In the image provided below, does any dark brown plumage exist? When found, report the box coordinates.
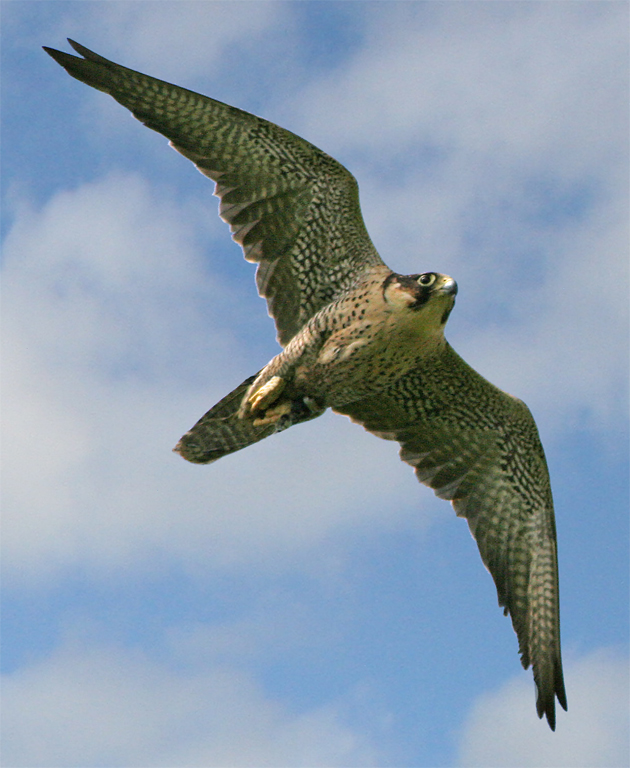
[44,39,567,729]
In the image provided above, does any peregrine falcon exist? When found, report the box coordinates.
[44,40,567,730]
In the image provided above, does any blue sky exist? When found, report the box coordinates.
[1,3,628,766]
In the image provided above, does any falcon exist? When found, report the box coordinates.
[44,40,567,729]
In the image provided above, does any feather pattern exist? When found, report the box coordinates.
[334,343,567,728]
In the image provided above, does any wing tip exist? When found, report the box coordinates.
[535,663,568,731]
[43,39,115,91]
[42,44,71,66]
[536,692,557,731]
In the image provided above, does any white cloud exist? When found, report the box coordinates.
[46,1,285,82]
[1,635,378,767]
[456,195,629,431]
[106,1,284,79]
[457,647,630,768]
[296,3,626,167]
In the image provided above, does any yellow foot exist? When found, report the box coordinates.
[252,400,292,427]
[248,375,285,413]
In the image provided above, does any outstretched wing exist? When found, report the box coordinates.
[44,40,385,346]
[334,343,567,730]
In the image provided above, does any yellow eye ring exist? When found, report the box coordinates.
[417,273,436,287]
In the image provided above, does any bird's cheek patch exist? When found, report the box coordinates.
[385,283,416,310]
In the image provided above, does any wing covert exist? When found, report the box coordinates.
[334,343,567,729]
[43,40,385,345]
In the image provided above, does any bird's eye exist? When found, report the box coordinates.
[417,273,436,287]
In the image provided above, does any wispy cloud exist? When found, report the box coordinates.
[458,648,629,768]
[2,632,379,767]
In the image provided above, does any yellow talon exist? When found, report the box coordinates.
[248,375,285,413]
[252,401,292,427]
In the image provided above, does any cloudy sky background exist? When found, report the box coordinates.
[2,2,628,766]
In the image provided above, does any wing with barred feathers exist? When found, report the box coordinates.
[334,343,567,729]
[43,40,385,346]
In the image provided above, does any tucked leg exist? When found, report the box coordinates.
[247,375,286,413]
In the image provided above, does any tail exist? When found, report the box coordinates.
[174,374,323,464]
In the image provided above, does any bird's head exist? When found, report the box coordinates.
[383,271,458,327]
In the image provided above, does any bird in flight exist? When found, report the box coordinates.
[44,39,567,730]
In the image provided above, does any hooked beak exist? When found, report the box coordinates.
[438,276,458,296]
